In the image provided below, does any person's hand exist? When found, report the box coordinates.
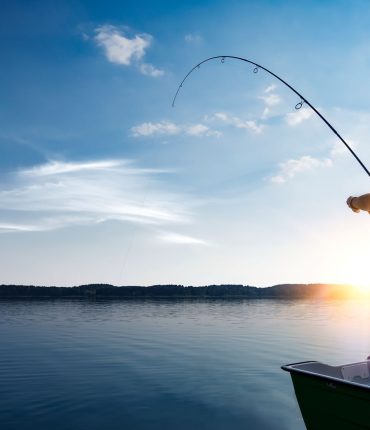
[347,196,360,213]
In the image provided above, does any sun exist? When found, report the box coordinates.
[339,253,370,293]
[318,220,370,293]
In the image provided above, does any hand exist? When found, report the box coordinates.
[347,196,360,213]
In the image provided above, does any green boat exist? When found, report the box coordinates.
[282,360,370,429]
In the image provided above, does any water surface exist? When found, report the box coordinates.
[1,298,370,430]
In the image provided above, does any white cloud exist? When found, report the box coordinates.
[213,112,228,122]
[258,85,282,119]
[0,159,190,233]
[94,25,163,77]
[185,124,221,137]
[209,112,264,134]
[259,93,281,107]
[261,107,270,120]
[0,223,44,232]
[270,134,356,185]
[131,121,221,138]
[139,63,164,77]
[331,142,347,157]
[131,121,180,137]
[206,84,281,129]
[330,139,356,157]
[184,33,203,43]
[159,232,209,245]
[285,107,313,126]
[186,124,209,136]
[271,155,332,183]
[95,25,150,65]
[240,120,264,134]
[22,160,126,176]
[264,84,276,94]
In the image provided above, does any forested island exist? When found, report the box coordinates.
[0,283,365,299]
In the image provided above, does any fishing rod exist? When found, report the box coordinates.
[172,55,370,178]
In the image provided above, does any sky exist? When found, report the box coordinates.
[1,0,370,287]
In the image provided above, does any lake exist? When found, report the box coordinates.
[1,298,370,430]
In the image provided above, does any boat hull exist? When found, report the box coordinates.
[286,366,370,429]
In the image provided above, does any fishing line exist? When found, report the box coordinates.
[172,55,370,178]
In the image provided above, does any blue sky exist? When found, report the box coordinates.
[1,0,370,287]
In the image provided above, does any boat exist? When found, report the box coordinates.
[282,360,370,429]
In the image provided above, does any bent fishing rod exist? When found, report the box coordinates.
[172,55,370,178]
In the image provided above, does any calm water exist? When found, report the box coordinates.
[1,298,370,430]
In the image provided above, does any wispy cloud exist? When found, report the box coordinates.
[139,63,164,77]
[159,232,209,245]
[330,139,356,157]
[285,107,313,126]
[186,124,221,137]
[0,159,190,233]
[241,120,264,134]
[131,121,180,137]
[22,160,126,176]
[259,84,282,119]
[207,112,264,134]
[270,155,332,183]
[264,84,276,94]
[259,92,281,107]
[93,25,163,77]
[0,223,45,233]
[205,84,282,129]
[184,33,203,44]
[131,121,221,138]
[270,135,354,184]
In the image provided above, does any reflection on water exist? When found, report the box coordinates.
[1,299,370,430]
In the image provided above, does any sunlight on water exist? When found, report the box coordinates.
[1,299,370,430]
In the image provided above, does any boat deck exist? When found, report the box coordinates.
[283,359,370,429]
[283,360,370,389]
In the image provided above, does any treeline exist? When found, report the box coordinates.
[0,283,359,299]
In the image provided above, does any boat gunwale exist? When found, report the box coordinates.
[282,361,370,392]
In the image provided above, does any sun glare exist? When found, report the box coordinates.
[319,224,370,295]
[339,262,370,296]
[342,270,370,298]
